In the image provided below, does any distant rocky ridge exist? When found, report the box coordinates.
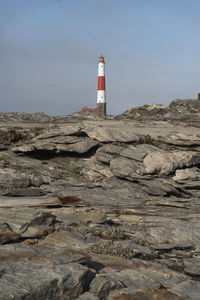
[0,98,198,124]
[0,99,200,299]
[116,98,199,123]
[0,110,112,124]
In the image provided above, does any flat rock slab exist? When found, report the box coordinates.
[0,242,93,299]
[0,208,55,239]
[12,137,99,154]
[0,196,62,207]
[83,120,200,146]
[150,243,193,251]
[0,243,90,266]
[84,124,141,143]
[184,258,200,276]
[0,262,94,300]
[169,280,200,300]
[110,156,145,180]
[38,230,95,250]
[120,144,162,162]
[33,124,83,139]
[109,288,184,300]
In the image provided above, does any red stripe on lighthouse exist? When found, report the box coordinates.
[98,76,105,90]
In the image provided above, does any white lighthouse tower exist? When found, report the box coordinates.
[97,55,106,116]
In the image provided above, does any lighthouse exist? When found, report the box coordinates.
[97,55,106,116]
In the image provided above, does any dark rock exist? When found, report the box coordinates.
[184,258,200,276]
[0,231,20,244]
[0,243,90,266]
[38,230,94,250]
[110,157,145,180]
[89,275,125,298]
[109,288,184,300]
[169,280,200,300]
[0,262,94,300]
[96,151,114,164]
[120,144,162,162]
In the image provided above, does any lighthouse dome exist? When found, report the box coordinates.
[99,55,104,62]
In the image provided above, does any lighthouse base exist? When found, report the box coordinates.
[97,103,106,116]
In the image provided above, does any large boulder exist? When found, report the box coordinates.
[143,151,200,176]
[173,167,200,181]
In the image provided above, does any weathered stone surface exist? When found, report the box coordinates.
[184,258,200,276]
[12,137,98,154]
[0,262,94,300]
[89,275,125,298]
[146,219,200,245]
[110,156,145,180]
[0,231,20,244]
[109,288,184,300]
[0,209,55,237]
[96,144,124,164]
[2,104,200,298]
[81,160,113,182]
[0,168,31,189]
[116,263,186,289]
[120,144,162,162]
[173,167,200,181]
[142,179,191,197]
[96,151,115,164]
[55,138,99,154]
[144,151,200,175]
[39,230,94,250]
[84,124,141,142]
[33,124,82,139]
[0,243,90,266]
[169,280,200,300]
[98,144,124,155]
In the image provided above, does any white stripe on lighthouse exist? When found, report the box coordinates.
[97,90,106,103]
[98,62,105,76]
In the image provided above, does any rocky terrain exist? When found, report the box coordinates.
[0,99,200,299]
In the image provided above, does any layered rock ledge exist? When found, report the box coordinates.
[0,100,200,299]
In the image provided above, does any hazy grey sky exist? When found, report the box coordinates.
[1,0,200,115]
